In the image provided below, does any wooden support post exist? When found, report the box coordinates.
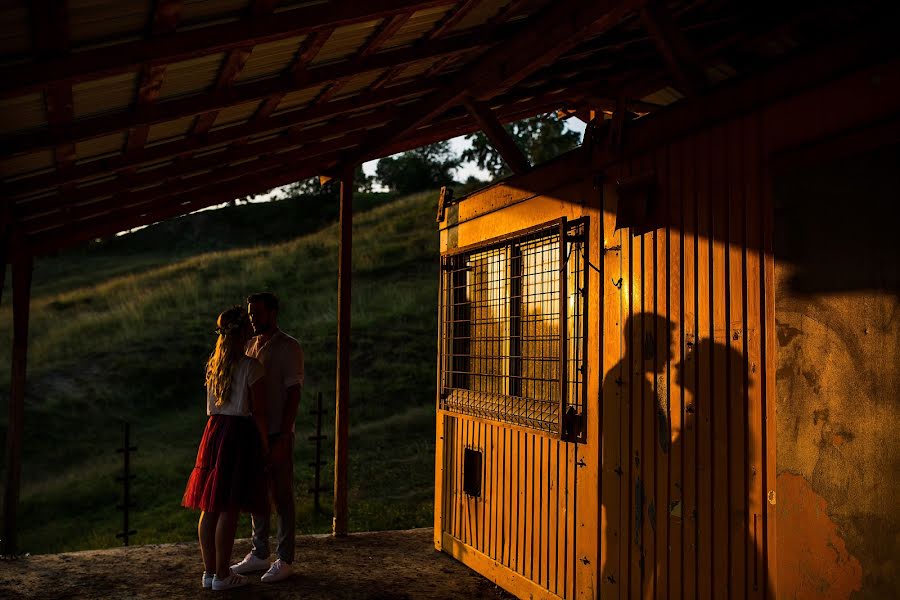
[332,166,353,537]
[462,97,530,175]
[2,243,33,556]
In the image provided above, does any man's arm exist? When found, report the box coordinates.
[271,343,303,462]
[279,384,301,435]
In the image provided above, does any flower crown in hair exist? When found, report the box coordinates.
[215,322,242,336]
[215,309,246,336]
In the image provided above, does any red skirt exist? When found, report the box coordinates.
[182,414,268,513]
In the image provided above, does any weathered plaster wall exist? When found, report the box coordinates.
[774,146,900,599]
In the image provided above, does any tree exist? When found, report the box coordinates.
[256,165,372,202]
[375,141,461,195]
[462,112,581,179]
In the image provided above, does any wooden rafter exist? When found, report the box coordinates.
[640,0,708,95]
[426,0,483,40]
[125,1,184,156]
[463,97,530,174]
[27,93,568,254]
[0,0,451,98]
[23,84,583,237]
[305,12,413,112]
[251,27,336,124]
[5,80,433,198]
[18,78,583,222]
[360,13,412,58]
[8,42,655,203]
[1,26,508,157]
[17,107,405,216]
[34,91,573,252]
[344,0,644,166]
[190,0,281,137]
[31,1,74,174]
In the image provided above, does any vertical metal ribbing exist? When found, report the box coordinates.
[558,218,568,440]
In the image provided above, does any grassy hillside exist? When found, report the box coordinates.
[0,190,439,554]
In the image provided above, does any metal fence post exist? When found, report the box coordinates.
[116,421,137,546]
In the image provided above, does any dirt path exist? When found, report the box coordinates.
[0,528,515,599]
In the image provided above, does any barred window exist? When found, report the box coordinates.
[438,218,587,441]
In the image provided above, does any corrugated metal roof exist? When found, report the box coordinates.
[146,116,196,144]
[0,1,30,60]
[69,0,152,46]
[641,86,684,106]
[192,142,231,158]
[447,0,509,33]
[209,99,261,130]
[311,19,380,65]
[179,0,249,28]
[271,84,327,115]
[0,149,54,179]
[75,132,125,161]
[236,35,306,83]
[158,53,225,100]
[335,69,387,98]
[0,92,46,134]
[393,56,442,81]
[73,71,138,118]
[380,5,454,50]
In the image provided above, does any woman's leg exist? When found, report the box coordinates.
[215,509,240,578]
[199,511,218,574]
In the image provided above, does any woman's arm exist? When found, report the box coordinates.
[249,376,269,457]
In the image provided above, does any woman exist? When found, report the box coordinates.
[182,306,269,591]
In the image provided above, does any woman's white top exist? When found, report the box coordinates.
[206,355,265,416]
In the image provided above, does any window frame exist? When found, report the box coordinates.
[438,217,588,442]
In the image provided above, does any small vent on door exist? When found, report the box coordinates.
[463,448,483,498]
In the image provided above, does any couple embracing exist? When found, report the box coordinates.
[181,292,304,591]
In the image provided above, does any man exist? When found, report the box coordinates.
[231,292,304,583]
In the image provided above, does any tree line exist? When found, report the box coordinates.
[273,112,581,200]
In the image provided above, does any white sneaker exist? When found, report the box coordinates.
[260,559,293,583]
[202,572,213,589]
[230,552,270,574]
[212,572,249,591]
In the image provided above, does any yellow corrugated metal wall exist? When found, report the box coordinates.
[598,113,772,600]
[441,415,581,599]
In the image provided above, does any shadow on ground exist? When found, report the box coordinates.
[0,528,514,599]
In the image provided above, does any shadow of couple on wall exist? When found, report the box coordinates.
[599,312,772,598]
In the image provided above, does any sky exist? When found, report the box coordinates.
[361,118,586,188]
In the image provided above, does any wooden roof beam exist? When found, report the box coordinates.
[0,26,505,157]
[16,106,406,215]
[23,85,581,233]
[191,0,281,136]
[125,1,185,156]
[344,0,644,167]
[4,80,433,197]
[359,13,412,59]
[426,0,483,41]
[639,0,708,96]
[27,93,564,252]
[29,91,578,254]
[0,0,451,98]
[252,26,335,124]
[462,97,530,174]
[300,12,413,115]
[30,161,318,255]
[31,1,75,174]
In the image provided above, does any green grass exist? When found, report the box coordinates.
[0,190,439,554]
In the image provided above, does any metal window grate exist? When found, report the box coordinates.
[438,218,588,441]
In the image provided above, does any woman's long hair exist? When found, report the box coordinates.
[206,306,250,407]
